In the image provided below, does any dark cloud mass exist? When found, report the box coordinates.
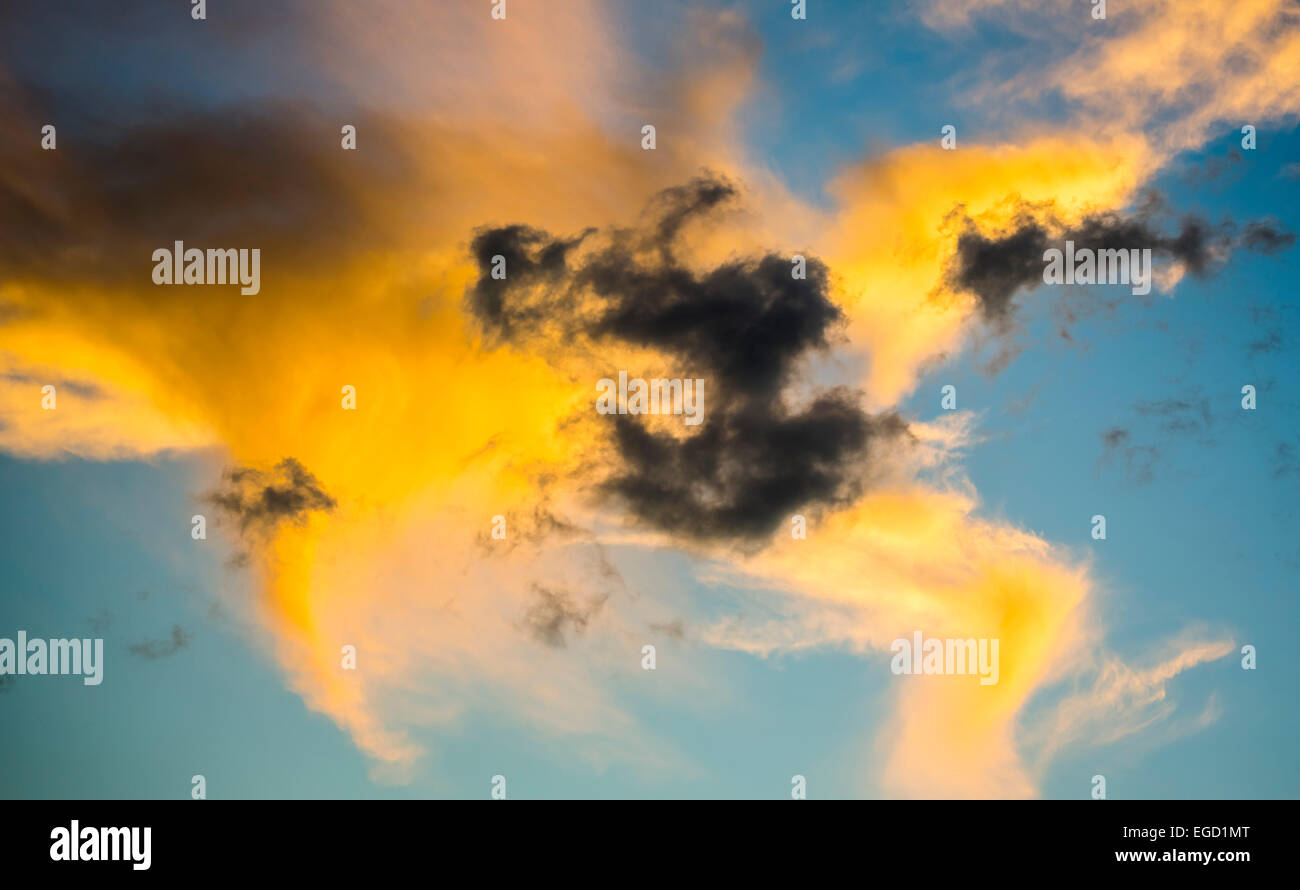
[205,457,337,537]
[0,83,417,287]
[947,200,1295,324]
[466,173,910,543]
[606,392,905,540]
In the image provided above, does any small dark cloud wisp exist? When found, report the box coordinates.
[127,625,191,660]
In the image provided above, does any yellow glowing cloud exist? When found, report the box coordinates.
[927,0,1300,158]
[1043,0,1300,154]
[698,464,1091,797]
[824,134,1154,406]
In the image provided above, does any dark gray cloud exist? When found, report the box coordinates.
[127,625,191,660]
[605,392,906,541]
[466,173,912,543]
[1239,219,1296,254]
[522,585,607,648]
[466,225,593,342]
[946,199,1295,325]
[946,213,1054,325]
[0,84,417,289]
[204,457,337,537]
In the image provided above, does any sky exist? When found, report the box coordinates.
[0,0,1297,799]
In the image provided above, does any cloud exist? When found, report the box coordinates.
[0,0,800,780]
[945,199,1293,326]
[698,475,1094,798]
[1180,148,1243,187]
[1024,635,1236,764]
[823,135,1153,405]
[1133,392,1216,441]
[649,618,686,640]
[604,395,909,543]
[932,0,1300,159]
[1101,428,1129,451]
[1240,219,1297,254]
[88,609,115,634]
[0,80,422,289]
[1249,330,1284,356]
[468,175,914,543]
[205,458,337,538]
[1098,427,1160,486]
[522,585,609,648]
[127,625,192,660]
[0,355,215,461]
[1273,442,1300,480]
[0,0,1258,796]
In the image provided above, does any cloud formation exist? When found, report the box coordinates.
[469,175,913,543]
[0,0,1281,796]
[205,458,338,537]
[522,585,608,648]
[946,200,1294,325]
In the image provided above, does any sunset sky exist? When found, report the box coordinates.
[1,0,1297,799]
